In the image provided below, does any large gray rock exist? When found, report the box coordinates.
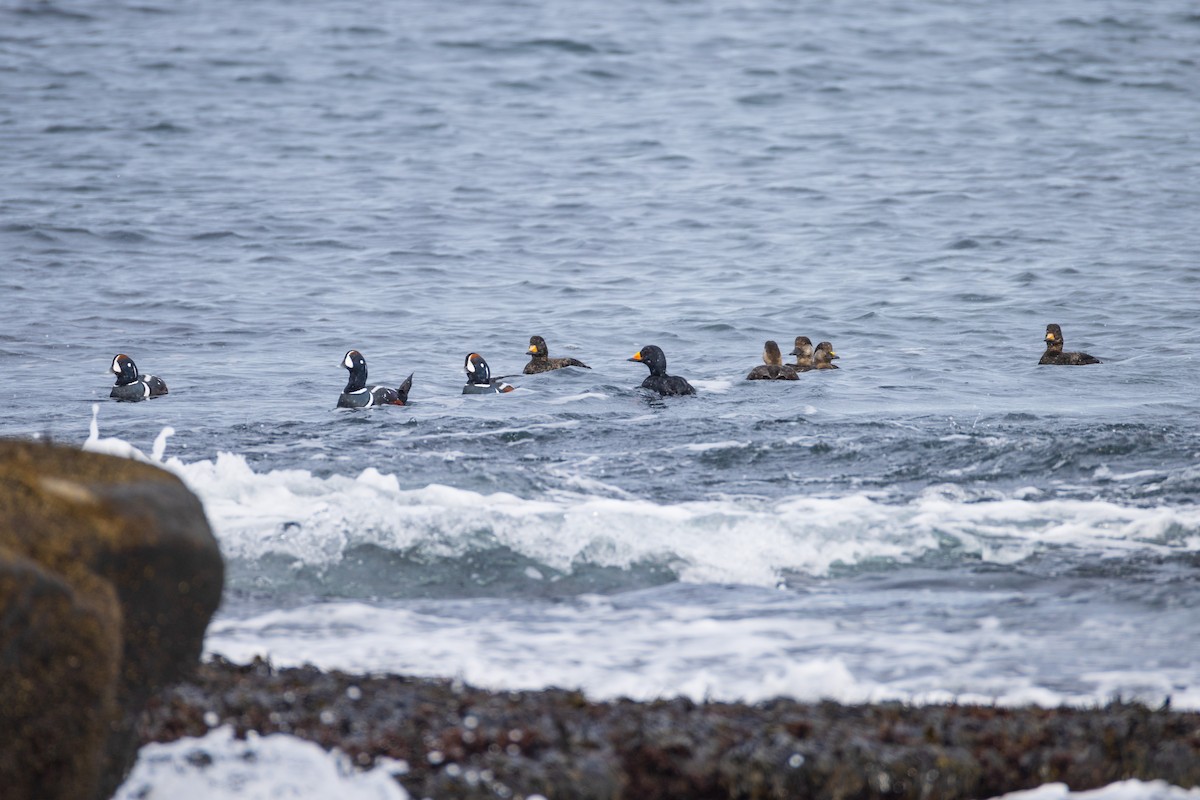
[0,440,224,800]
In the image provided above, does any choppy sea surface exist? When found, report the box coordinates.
[4,0,1200,791]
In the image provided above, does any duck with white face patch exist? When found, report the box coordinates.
[462,352,514,395]
[109,354,168,401]
[337,350,413,408]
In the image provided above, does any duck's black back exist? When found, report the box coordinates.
[642,374,695,396]
[746,365,798,381]
[1040,350,1101,365]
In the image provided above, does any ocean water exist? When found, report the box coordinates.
[4,0,1200,790]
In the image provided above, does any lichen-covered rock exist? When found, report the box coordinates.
[0,440,224,800]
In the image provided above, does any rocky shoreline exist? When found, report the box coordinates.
[139,657,1200,800]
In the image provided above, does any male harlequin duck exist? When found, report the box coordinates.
[338,350,413,408]
[463,352,515,394]
[628,345,696,396]
[789,336,815,372]
[524,335,591,374]
[109,354,168,402]
[812,341,840,370]
[1039,324,1101,365]
[746,340,799,381]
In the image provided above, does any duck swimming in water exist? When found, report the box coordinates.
[812,341,840,370]
[338,350,413,408]
[463,352,515,394]
[523,335,590,374]
[1039,324,1101,365]
[789,336,815,372]
[109,354,168,401]
[628,345,696,396]
[746,340,799,381]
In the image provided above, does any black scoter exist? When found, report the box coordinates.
[746,340,799,381]
[524,335,591,374]
[338,350,413,408]
[1039,324,1101,365]
[628,345,696,396]
[463,352,515,394]
[109,354,168,402]
[789,336,815,372]
[812,341,840,370]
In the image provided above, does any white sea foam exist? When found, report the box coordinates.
[989,780,1200,800]
[157,447,1200,586]
[70,411,1200,585]
[205,588,1200,710]
[114,726,408,800]
[677,439,749,452]
[116,732,1198,800]
[83,418,1200,710]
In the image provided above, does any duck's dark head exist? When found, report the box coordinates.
[1044,324,1064,351]
[342,349,368,392]
[629,345,668,376]
[465,352,492,384]
[762,340,783,367]
[814,341,838,363]
[789,336,813,359]
[111,354,139,386]
[528,335,548,360]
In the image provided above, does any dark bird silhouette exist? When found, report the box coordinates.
[524,335,590,374]
[1039,324,1101,365]
[628,345,696,396]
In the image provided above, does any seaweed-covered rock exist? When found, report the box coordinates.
[0,440,224,800]
[142,658,1200,800]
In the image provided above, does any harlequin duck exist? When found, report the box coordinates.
[524,335,591,374]
[463,352,515,394]
[338,350,413,408]
[1039,324,1101,365]
[109,354,168,402]
[746,340,799,380]
[789,336,815,372]
[812,341,840,370]
[628,345,696,396]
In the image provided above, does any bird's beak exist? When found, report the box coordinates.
[1045,333,1056,342]
[528,344,538,353]
[829,352,839,359]
[628,352,643,362]
[788,349,799,356]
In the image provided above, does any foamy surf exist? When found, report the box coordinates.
[989,780,1200,800]
[77,412,1200,587]
[81,414,1200,712]
[205,589,1200,710]
[162,447,1200,588]
[114,727,409,800]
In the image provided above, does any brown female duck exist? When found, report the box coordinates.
[746,340,799,380]
[524,335,590,374]
[812,341,840,370]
